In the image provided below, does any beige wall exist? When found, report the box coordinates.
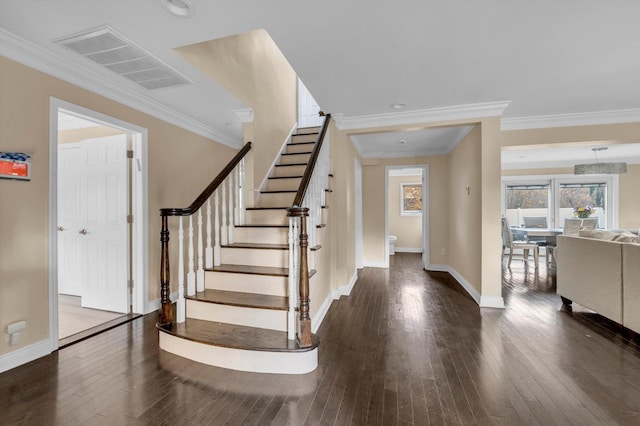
[0,56,236,356]
[361,155,450,266]
[448,126,482,294]
[388,175,423,250]
[176,29,297,193]
[58,126,125,143]
[503,164,640,229]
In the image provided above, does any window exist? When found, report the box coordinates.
[401,183,422,216]
[502,175,617,229]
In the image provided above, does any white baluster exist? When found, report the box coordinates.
[214,190,221,266]
[234,165,240,226]
[205,198,213,268]
[196,209,204,292]
[228,173,234,244]
[287,216,296,341]
[187,216,195,296]
[177,217,185,323]
[221,178,228,246]
[239,158,246,225]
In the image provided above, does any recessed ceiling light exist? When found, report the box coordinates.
[390,102,408,110]
[161,0,196,18]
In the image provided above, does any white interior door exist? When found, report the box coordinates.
[57,144,85,296]
[57,134,129,313]
[298,78,323,128]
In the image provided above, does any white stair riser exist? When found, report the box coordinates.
[279,153,310,165]
[244,209,288,225]
[186,299,287,331]
[291,133,317,143]
[286,143,314,154]
[265,178,301,192]
[221,247,288,268]
[234,227,288,244]
[257,192,295,208]
[205,271,287,296]
[272,165,306,177]
[159,333,318,374]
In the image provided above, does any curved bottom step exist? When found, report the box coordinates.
[157,320,319,375]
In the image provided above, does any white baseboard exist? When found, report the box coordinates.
[0,338,52,374]
[395,247,422,253]
[146,291,178,314]
[363,260,388,268]
[313,270,358,333]
[425,264,505,309]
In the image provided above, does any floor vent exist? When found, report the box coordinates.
[53,25,191,90]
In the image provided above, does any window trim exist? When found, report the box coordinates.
[400,182,423,217]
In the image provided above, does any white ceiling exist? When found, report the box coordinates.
[1,1,639,156]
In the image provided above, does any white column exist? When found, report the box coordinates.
[228,173,234,244]
[214,190,221,266]
[205,198,213,268]
[196,209,204,292]
[187,215,195,296]
[177,217,185,323]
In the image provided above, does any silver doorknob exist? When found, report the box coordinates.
[79,229,88,235]
[57,226,65,232]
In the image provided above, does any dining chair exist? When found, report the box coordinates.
[563,218,583,236]
[580,217,598,230]
[523,216,548,228]
[501,217,539,269]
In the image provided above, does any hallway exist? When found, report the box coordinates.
[2,253,640,424]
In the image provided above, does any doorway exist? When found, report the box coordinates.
[385,165,429,268]
[49,98,148,349]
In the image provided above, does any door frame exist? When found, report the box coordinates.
[48,97,149,351]
[354,158,363,269]
[385,164,430,268]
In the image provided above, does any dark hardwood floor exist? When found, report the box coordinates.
[2,253,640,425]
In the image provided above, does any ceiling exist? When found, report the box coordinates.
[1,0,639,161]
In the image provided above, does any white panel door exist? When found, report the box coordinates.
[57,144,85,296]
[57,135,128,313]
[298,79,323,128]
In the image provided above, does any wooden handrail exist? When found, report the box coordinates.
[289,114,331,208]
[159,141,252,326]
[160,142,252,217]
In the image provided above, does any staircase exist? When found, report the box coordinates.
[157,123,329,375]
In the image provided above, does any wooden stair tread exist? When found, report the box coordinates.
[187,289,288,310]
[261,190,297,194]
[246,206,288,210]
[268,175,303,180]
[223,242,288,250]
[287,141,314,145]
[209,264,288,276]
[235,224,288,228]
[275,163,307,167]
[293,130,319,135]
[158,319,318,352]
[281,152,312,156]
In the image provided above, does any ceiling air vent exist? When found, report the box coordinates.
[53,26,191,90]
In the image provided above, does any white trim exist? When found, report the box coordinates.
[0,28,240,148]
[354,159,363,269]
[147,291,179,314]
[257,122,298,192]
[479,296,506,309]
[501,108,640,131]
[334,101,511,131]
[313,293,334,333]
[341,271,358,296]
[0,339,52,374]
[425,264,505,309]
[395,247,422,253]
[363,261,389,268]
[233,108,254,123]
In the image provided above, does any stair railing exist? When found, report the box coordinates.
[287,113,331,347]
[159,142,252,326]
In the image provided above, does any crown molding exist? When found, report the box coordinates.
[501,108,640,131]
[0,27,241,148]
[334,101,511,131]
[233,108,254,123]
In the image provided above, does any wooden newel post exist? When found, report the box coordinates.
[289,207,312,348]
[160,214,172,326]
